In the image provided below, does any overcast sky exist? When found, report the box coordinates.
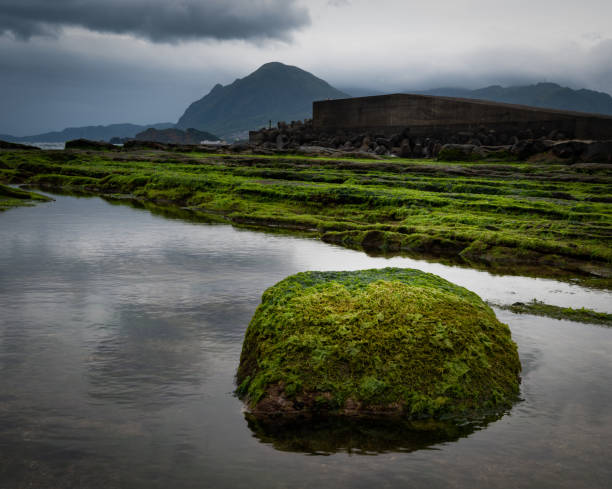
[1,0,611,135]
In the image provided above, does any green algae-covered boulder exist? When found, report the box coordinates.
[237,268,521,420]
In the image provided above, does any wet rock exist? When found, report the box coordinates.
[398,139,412,158]
[122,140,168,150]
[580,140,612,163]
[65,139,117,150]
[437,144,476,161]
[510,139,554,160]
[236,268,521,420]
[229,142,251,153]
[0,140,38,150]
[276,133,288,150]
[375,137,391,148]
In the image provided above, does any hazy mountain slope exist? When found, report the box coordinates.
[1,122,176,143]
[413,83,612,115]
[177,62,349,140]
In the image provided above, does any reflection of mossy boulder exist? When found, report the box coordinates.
[237,268,520,420]
[245,412,490,455]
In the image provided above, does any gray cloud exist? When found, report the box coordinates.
[1,0,611,137]
[0,40,218,135]
[0,0,310,42]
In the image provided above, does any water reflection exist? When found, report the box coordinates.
[86,305,206,407]
[105,194,612,290]
[245,413,501,455]
[1,192,612,489]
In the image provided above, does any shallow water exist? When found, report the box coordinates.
[1,193,611,488]
[18,141,66,150]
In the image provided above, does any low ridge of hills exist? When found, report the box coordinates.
[410,82,612,116]
[1,122,175,144]
[339,83,612,116]
[176,62,349,140]
[3,64,612,145]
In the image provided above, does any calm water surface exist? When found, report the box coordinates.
[1,193,611,488]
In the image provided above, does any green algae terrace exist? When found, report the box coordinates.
[0,148,611,286]
[236,268,521,420]
[493,299,612,326]
[0,183,52,211]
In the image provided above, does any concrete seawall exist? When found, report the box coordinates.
[313,94,612,140]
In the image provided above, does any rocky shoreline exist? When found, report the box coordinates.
[248,119,612,163]
[7,121,610,164]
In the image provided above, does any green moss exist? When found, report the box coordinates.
[0,184,52,211]
[494,299,612,326]
[1,148,610,284]
[437,147,477,162]
[237,268,521,420]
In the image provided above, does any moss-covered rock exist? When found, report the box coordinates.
[237,268,521,420]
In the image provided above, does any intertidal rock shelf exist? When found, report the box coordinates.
[1,147,610,286]
[236,268,521,421]
[0,183,52,211]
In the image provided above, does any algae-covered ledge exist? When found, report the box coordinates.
[236,268,521,421]
[1,148,611,286]
[0,183,52,212]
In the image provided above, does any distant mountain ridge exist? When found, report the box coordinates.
[410,82,612,116]
[3,76,611,145]
[1,122,176,143]
[177,62,349,140]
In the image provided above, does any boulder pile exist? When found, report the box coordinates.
[249,119,612,162]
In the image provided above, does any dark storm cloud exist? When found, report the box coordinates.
[0,41,216,135]
[0,0,310,42]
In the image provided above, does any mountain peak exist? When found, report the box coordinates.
[177,63,348,140]
[258,61,289,70]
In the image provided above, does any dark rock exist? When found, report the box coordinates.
[375,137,391,148]
[432,142,442,157]
[511,139,554,160]
[276,134,288,150]
[0,140,38,150]
[229,142,251,152]
[473,145,513,161]
[397,139,411,158]
[249,131,265,145]
[551,140,588,160]
[437,144,476,161]
[390,134,403,146]
[65,139,117,150]
[580,140,612,163]
[483,135,495,145]
[122,140,168,150]
[135,127,220,145]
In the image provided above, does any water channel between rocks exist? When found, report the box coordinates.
[1,192,611,489]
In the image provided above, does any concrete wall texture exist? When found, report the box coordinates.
[313,94,612,140]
